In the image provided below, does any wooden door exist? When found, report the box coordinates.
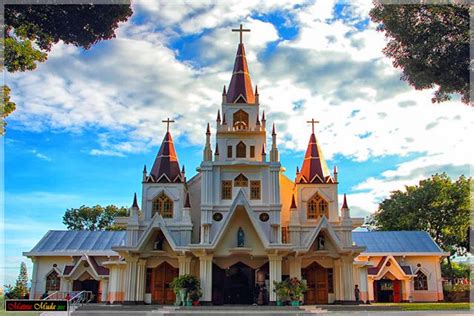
[393,280,401,303]
[303,262,328,304]
[152,262,177,304]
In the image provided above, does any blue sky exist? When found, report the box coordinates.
[2,0,472,286]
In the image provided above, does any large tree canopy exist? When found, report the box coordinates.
[1,4,133,133]
[369,173,471,258]
[369,2,470,104]
[63,205,128,231]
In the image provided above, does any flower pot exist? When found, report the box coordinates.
[186,299,193,306]
[178,288,188,306]
[192,300,200,306]
[291,300,300,306]
[276,300,283,306]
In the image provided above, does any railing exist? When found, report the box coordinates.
[44,291,93,306]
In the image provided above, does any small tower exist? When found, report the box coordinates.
[182,191,192,224]
[142,165,147,182]
[127,193,140,246]
[203,123,213,161]
[270,123,279,162]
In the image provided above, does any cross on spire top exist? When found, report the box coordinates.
[232,24,250,44]
[307,118,320,134]
[162,118,175,132]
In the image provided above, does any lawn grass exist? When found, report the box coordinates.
[374,302,471,311]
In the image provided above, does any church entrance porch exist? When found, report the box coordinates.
[212,262,257,305]
[373,279,401,303]
[149,262,178,304]
[302,262,328,304]
[73,275,100,303]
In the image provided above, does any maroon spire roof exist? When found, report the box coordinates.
[296,132,333,184]
[184,192,191,208]
[341,193,349,210]
[150,132,183,183]
[290,194,297,209]
[227,44,255,104]
[132,193,139,208]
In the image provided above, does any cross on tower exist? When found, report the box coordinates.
[232,24,250,44]
[162,118,175,132]
[307,118,320,134]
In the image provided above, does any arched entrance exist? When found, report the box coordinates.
[212,262,255,305]
[374,276,401,303]
[150,262,178,304]
[73,272,99,303]
[303,262,328,304]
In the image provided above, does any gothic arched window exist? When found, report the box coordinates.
[414,271,428,290]
[233,110,249,130]
[236,141,246,158]
[152,192,173,218]
[307,192,329,219]
[46,270,60,292]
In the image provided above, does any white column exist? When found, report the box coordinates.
[135,259,146,302]
[199,254,213,302]
[29,258,39,299]
[269,254,282,302]
[359,266,368,303]
[289,257,302,279]
[101,279,109,303]
[341,257,354,301]
[334,259,343,301]
[403,279,411,302]
[124,257,138,302]
[178,256,192,276]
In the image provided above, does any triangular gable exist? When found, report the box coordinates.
[234,94,247,103]
[211,189,269,249]
[301,216,344,252]
[134,213,179,252]
[372,255,411,280]
[65,255,100,280]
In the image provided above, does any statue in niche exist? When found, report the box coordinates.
[237,227,245,247]
[317,235,325,250]
[154,233,165,250]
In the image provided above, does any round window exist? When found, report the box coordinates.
[259,213,269,222]
[213,212,223,221]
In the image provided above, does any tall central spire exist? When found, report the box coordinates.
[226,24,255,104]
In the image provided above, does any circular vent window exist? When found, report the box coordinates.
[259,213,269,222]
[213,212,223,222]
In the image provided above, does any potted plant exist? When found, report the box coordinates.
[273,280,289,306]
[287,277,307,306]
[188,288,203,306]
[170,274,202,306]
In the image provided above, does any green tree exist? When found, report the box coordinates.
[5,262,29,299]
[2,4,133,134]
[63,205,128,231]
[369,2,470,104]
[369,173,471,268]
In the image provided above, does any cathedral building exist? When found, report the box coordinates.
[24,26,447,305]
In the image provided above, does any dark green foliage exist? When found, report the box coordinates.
[369,173,471,256]
[1,86,16,134]
[4,262,29,299]
[2,4,133,133]
[63,205,128,231]
[370,2,470,104]
[441,261,470,279]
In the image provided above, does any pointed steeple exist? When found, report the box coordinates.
[215,143,220,156]
[226,38,255,104]
[132,192,139,209]
[150,127,183,183]
[297,121,332,184]
[341,193,348,210]
[216,110,221,123]
[290,194,297,209]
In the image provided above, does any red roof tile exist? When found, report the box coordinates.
[150,132,183,183]
[297,133,333,184]
[227,44,255,104]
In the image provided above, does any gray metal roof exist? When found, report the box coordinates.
[352,231,443,253]
[26,230,126,255]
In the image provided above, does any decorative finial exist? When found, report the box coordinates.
[217,110,221,122]
[296,166,300,174]
[215,143,220,155]
[342,193,349,209]
[262,110,266,121]
[232,24,251,44]
[184,192,191,208]
[307,118,320,134]
[255,85,258,95]
[222,85,226,95]
[261,143,266,155]
[143,165,147,173]
[206,123,210,134]
[162,118,175,132]
[181,165,185,174]
[290,194,297,209]
[256,113,260,125]
[272,123,276,135]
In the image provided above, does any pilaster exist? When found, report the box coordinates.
[30,258,38,298]
[268,254,282,302]
[288,257,302,279]
[198,254,213,303]
[124,256,139,304]
[135,259,146,303]
[178,256,192,276]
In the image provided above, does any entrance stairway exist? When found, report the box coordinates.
[72,305,327,315]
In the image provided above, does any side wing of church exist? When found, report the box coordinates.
[23,26,447,305]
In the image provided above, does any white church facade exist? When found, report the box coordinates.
[24,26,447,305]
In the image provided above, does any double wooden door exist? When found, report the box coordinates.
[152,262,178,304]
[303,262,328,304]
